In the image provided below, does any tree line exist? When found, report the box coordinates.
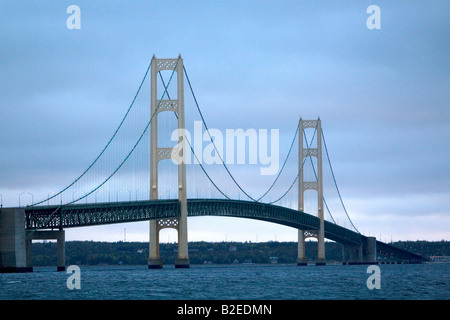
[30,240,449,266]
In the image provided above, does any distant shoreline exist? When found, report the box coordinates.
[29,240,448,267]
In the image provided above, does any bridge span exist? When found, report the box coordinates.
[0,199,425,272]
[24,199,362,245]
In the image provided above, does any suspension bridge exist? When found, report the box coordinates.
[0,55,426,272]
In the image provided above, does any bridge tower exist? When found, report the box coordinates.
[148,55,190,268]
[297,118,326,266]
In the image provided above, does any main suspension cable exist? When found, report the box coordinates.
[267,127,317,205]
[27,58,179,232]
[158,71,231,200]
[183,66,300,203]
[321,128,360,233]
[256,123,299,202]
[302,131,337,224]
[68,58,180,206]
[31,58,154,207]
[183,66,258,201]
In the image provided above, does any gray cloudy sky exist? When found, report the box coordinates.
[0,1,449,243]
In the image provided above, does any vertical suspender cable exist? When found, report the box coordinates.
[30,59,154,207]
[321,128,360,233]
[183,66,302,203]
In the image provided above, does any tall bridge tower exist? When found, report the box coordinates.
[297,118,326,265]
[148,55,189,268]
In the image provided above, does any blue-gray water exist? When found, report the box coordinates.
[1,263,448,300]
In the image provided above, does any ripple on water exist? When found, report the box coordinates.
[0,263,448,300]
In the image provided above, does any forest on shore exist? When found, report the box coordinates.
[30,240,449,266]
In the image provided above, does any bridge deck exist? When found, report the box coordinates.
[25,199,362,245]
[24,198,426,262]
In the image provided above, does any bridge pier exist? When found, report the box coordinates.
[296,230,308,265]
[342,237,377,265]
[26,230,66,271]
[1,208,67,272]
[297,230,327,266]
[342,243,363,264]
[0,208,31,273]
[148,217,190,268]
[363,236,377,264]
[148,220,163,268]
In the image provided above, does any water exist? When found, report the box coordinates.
[0,263,448,300]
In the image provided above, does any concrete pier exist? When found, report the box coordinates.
[0,208,31,273]
[364,236,377,264]
[1,207,66,272]
[342,236,377,265]
[26,230,66,271]
[296,230,308,266]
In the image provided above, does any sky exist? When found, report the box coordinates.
[0,1,449,244]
